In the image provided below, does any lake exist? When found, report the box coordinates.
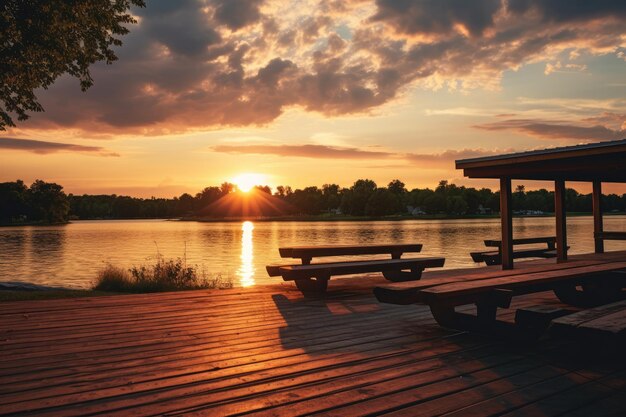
[1,216,625,289]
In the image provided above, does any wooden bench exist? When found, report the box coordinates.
[470,236,563,265]
[550,299,626,344]
[266,243,445,295]
[595,231,626,241]
[375,259,626,333]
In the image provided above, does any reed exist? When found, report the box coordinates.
[93,258,232,293]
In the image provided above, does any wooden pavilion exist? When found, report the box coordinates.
[456,139,626,269]
[375,139,626,336]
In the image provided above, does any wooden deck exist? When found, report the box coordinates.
[2,260,626,416]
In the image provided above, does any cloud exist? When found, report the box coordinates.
[212,0,264,31]
[0,137,119,156]
[474,118,626,141]
[371,0,502,37]
[405,148,508,167]
[213,144,394,159]
[507,0,626,23]
[213,143,505,167]
[11,0,626,135]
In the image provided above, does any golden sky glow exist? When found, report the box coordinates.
[232,173,267,192]
[1,1,625,196]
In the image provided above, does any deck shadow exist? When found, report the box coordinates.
[271,291,456,355]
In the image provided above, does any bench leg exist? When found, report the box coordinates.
[429,291,514,334]
[430,305,502,332]
[485,257,501,266]
[294,275,329,296]
[383,268,424,282]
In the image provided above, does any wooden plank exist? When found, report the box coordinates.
[564,386,626,417]
[0,311,434,387]
[381,365,578,417]
[266,263,298,276]
[550,299,626,329]
[0,318,448,390]
[483,236,556,248]
[593,180,604,253]
[2,260,626,416]
[0,330,446,407]
[278,257,445,281]
[596,231,626,240]
[29,338,495,417]
[500,370,626,417]
[579,308,626,336]
[375,259,611,305]
[550,299,626,341]
[235,353,539,417]
[443,371,612,417]
[279,243,423,259]
[420,262,626,305]
[473,248,559,265]
[500,177,514,269]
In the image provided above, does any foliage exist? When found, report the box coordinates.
[0,0,144,129]
[93,259,232,293]
[365,189,401,216]
[0,179,69,224]
[29,180,70,223]
[2,178,626,224]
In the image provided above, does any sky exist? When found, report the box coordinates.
[1,0,626,197]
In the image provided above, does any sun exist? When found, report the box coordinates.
[231,173,266,193]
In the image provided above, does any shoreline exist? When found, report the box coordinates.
[175,211,620,223]
[2,212,625,227]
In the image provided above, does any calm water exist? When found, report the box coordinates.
[1,217,625,289]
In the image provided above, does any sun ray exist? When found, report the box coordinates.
[231,173,266,193]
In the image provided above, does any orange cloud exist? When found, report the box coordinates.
[213,144,394,159]
[474,118,626,141]
[10,0,625,137]
[213,143,505,167]
[0,137,119,156]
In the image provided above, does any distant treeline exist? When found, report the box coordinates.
[1,179,626,224]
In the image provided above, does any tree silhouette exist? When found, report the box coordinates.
[0,0,144,129]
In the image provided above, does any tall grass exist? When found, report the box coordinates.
[93,257,232,293]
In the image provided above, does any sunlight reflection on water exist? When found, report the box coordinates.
[1,216,625,289]
[238,221,255,287]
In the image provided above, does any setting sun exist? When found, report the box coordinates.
[231,173,267,193]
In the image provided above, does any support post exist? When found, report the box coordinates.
[500,177,514,270]
[554,179,568,261]
[592,180,604,253]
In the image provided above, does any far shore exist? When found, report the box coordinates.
[3,211,626,227]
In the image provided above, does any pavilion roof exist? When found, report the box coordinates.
[455,139,626,182]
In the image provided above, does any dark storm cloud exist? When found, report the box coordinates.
[372,0,502,37]
[507,0,626,22]
[12,0,626,136]
[212,0,265,30]
[0,138,119,156]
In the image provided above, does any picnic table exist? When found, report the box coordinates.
[470,236,564,266]
[375,253,626,335]
[266,243,445,295]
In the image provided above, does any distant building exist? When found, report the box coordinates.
[407,205,426,216]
